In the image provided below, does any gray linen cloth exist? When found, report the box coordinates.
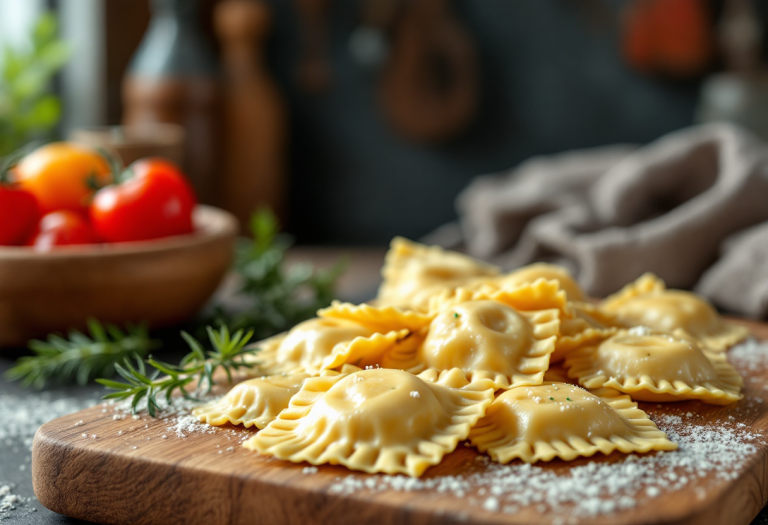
[438,123,768,318]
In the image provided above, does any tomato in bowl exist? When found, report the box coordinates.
[0,144,237,346]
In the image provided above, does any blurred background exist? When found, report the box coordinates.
[3,0,766,245]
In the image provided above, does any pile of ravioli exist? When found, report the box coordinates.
[194,238,750,477]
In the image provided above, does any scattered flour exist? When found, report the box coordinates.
[327,416,763,518]
[0,393,94,442]
[111,396,218,439]
[0,393,92,521]
[0,484,27,521]
[728,339,768,372]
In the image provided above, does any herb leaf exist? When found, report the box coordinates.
[207,208,345,340]
[96,325,259,416]
[5,319,159,389]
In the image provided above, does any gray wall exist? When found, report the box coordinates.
[265,0,701,244]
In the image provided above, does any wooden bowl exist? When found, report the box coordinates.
[0,205,238,347]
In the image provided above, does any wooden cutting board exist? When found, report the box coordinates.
[32,320,768,525]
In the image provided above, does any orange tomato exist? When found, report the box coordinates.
[14,142,112,214]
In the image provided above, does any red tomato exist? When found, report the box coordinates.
[89,158,197,243]
[0,184,39,246]
[27,211,100,251]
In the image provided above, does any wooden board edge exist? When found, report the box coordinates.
[31,423,483,525]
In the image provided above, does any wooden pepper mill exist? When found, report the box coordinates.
[215,0,287,230]
[122,0,220,202]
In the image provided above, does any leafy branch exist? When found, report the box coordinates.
[0,12,70,157]
[96,325,258,417]
[208,209,345,340]
[5,319,159,389]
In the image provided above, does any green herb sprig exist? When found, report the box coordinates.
[5,319,159,389]
[208,209,345,340]
[96,325,257,417]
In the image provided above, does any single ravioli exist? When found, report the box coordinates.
[376,237,499,312]
[603,289,749,352]
[469,383,676,463]
[601,272,667,311]
[256,318,405,374]
[564,331,743,405]
[497,263,586,301]
[245,368,494,477]
[384,299,559,389]
[193,372,312,429]
[552,302,623,363]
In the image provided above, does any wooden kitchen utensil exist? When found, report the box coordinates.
[215,0,288,230]
[380,0,478,143]
[122,0,221,202]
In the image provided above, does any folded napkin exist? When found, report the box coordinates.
[437,123,768,318]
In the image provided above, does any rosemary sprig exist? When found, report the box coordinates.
[5,319,159,389]
[207,209,345,340]
[96,325,258,417]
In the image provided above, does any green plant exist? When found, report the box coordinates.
[0,12,70,157]
[208,209,345,340]
[5,319,159,389]
[97,325,258,416]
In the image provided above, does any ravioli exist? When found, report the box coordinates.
[603,289,749,352]
[469,383,677,463]
[376,237,499,312]
[194,372,311,429]
[242,333,286,369]
[542,363,575,384]
[564,331,743,405]
[245,368,494,477]
[383,299,559,389]
[318,301,434,333]
[255,318,405,374]
[601,273,667,311]
[428,278,569,317]
[497,263,586,301]
[551,302,623,363]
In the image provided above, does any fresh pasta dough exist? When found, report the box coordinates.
[376,237,499,312]
[245,368,494,477]
[601,274,748,351]
[427,278,569,317]
[551,302,623,363]
[564,330,743,404]
[542,363,575,384]
[496,263,586,301]
[318,301,434,333]
[254,317,406,374]
[195,365,363,429]
[194,372,312,429]
[469,383,677,463]
[383,299,559,389]
[224,238,752,474]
